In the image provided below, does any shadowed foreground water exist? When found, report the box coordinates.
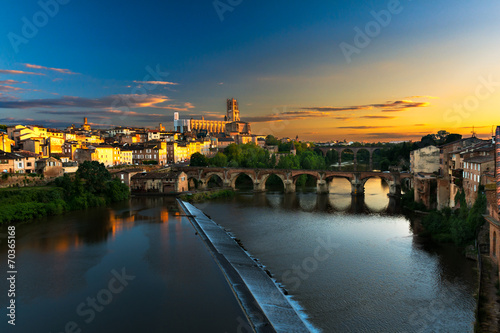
[0,197,249,333]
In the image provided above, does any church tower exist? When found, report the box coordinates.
[226,98,240,122]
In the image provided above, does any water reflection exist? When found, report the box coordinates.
[13,197,182,254]
[249,190,395,215]
[0,197,249,333]
[201,193,477,332]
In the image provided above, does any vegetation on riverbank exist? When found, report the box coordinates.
[418,190,486,246]
[179,189,234,203]
[0,161,129,224]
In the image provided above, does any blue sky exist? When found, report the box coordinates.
[1,0,500,141]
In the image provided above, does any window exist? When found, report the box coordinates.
[474,185,477,192]
[494,232,497,257]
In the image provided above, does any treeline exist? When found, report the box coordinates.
[421,190,486,246]
[0,161,129,224]
[190,135,413,171]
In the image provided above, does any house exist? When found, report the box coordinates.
[130,171,188,193]
[15,150,38,173]
[485,126,500,278]
[463,155,494,206]
[113,168,144,188]
[35,157,63,177]
[62,161,79,173]
[0,151,30,173]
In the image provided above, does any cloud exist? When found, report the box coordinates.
[0,85,23,92]
[405,95,439,99]
[370,100,430,112]
[156,102,195,111]
[301,106,371,112]
[336,126,396,129]
[303,100,430,113]
[36,109,167,122]
[360,115,396,119]
[133,80,178,85]
[23,63,78,75]
[0,70,44,76]
[244,110,332,123]
[248,98,431,124]
[0,80,28,85]
[363,132,424,140]
[0,94,170,110]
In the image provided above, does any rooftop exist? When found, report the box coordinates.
[464,155,494,164]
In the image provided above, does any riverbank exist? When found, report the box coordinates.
[0,163,130,224]
[179,189,235,202]
[178,199,313,333]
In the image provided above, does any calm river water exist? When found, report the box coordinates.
[0,178,477,332]
[200,178,477,332]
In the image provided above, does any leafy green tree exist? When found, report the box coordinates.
[190,152,208,166]
[444,134,462,144]
[265,135,280,146]
[276,154,300,169]
[76,161,111,194]
[209,152,228,167]
[299,151,326,170]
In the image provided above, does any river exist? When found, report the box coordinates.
[0,178,477,332]
[199,178,477,332]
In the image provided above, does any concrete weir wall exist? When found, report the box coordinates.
[178,200,311,333]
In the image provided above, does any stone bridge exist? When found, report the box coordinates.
[175,166,412,196]
[316,146,383,170]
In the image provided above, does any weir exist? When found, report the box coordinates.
[178,200,312,333]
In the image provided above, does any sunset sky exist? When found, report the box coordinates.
[1,0,499,142]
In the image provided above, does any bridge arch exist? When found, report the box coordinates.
[230,172,255,190]
[205,173,224,188]
[258,172,286,191]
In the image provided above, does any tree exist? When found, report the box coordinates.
[209,152,228,167]
[444,134,462,144]
[420,134,436,147]
[276,154,300,169]
[265,135,280,146]
[76,161,111,194]
[190,152,208,166]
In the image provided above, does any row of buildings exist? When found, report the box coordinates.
[0,98,266,175]
[411,136,495,209]
[410,127,500,277]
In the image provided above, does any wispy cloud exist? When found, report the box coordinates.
[248,98,431,123]
[360,115,396,119]
[0,94,170,110]
[0,85,23,92]
[303,100,430,113]
[133,80,178,85]
[405,95,439,99]
[0,70,44,76]
[336,126,396,129]
[23,63,78,75]
[0,80,28,85]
